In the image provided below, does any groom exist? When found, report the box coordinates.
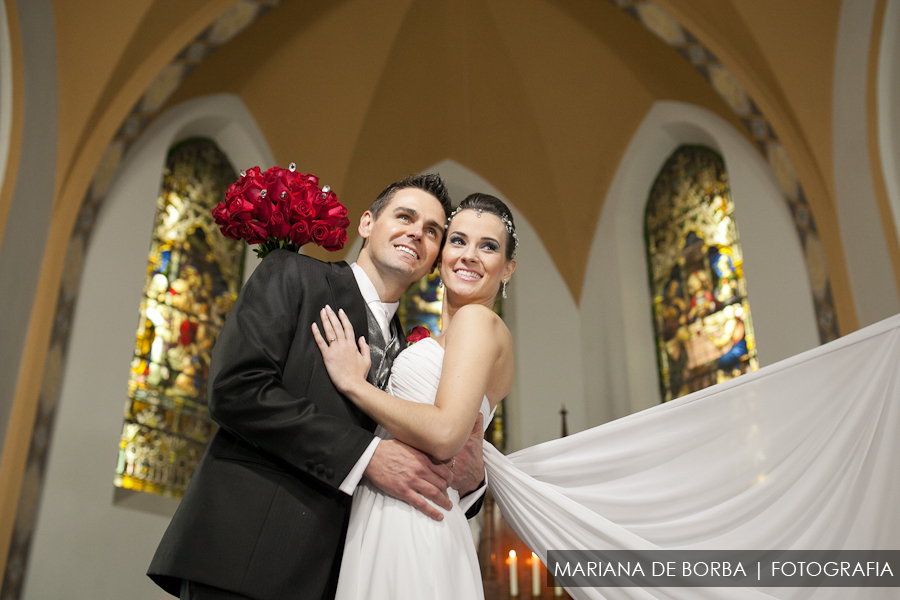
[148,173,486,600]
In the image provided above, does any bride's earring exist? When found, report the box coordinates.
[438,278,443,289]
[502,279,508,299]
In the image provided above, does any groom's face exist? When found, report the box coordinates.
[358,188,446,285]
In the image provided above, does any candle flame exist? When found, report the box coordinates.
[510,550,517,558]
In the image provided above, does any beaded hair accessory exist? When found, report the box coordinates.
[446,206,519,256]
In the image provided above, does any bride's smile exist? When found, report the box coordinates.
[453,268,482,281]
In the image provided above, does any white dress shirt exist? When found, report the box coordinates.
[350,263,399,343]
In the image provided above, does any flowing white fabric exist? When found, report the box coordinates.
[485,314,900,600]
[336,338,495,600]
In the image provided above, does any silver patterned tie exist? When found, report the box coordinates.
[364,304,401,390]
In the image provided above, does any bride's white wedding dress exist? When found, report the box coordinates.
[337,315,900,600]
[335,337,493,600]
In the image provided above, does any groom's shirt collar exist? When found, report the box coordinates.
[350,263,399,339]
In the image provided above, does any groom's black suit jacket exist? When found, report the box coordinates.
[149,251,389,600]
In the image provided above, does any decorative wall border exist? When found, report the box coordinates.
[608,0,840,345]
[0,2,282,598]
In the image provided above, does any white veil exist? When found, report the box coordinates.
[485,314,900,599]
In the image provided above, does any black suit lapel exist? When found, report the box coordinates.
[392,313,405,342]
[387,313,405,364]
[324,262,376,431]
[324,261,368,341]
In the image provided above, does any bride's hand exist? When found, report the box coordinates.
[312,305,371,395]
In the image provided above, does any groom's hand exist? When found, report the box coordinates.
[364,439,453,521]
[447,413,485,496]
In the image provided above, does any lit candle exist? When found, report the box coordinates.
[532,552,540,596]
[509,550,518,596]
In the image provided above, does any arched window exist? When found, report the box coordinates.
[114,138,243,497]
[645,145,758,402]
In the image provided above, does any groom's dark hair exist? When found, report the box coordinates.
[369,173,453,220]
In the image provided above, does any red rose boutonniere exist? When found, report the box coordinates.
[406,326,432,347]
[212,163,350,259]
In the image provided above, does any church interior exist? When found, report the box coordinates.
[0,0,898,598]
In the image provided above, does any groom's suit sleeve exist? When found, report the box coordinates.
[339,438,379,494]
[461,481,487,518]
[207,251,374,490]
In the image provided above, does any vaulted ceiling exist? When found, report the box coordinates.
[46,0,845,298]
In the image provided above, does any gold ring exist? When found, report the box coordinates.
[329,338,337,343]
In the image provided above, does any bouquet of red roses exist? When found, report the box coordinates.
[212,163,350,259]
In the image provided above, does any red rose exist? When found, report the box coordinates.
[213,200,246,240]
[220,221,243,240]
[319,201,349,229]
[290,221,310,246]
[312,190,333,219]
[264,166,304,205]
[231,166,266,204]
[332,216,351,231]
[212,202,231,226]
[239,186,271,223]
[267,210,291,239]
[282,181,312,222]
[228,196,254,221]
[289,180,316,201]
[291,197,315,224]
[310,221,330,245]
[322,227,347,251]
[406,326,431,345]
[287,178,313,195]
[227,167,269,218]
[240,220,269,245]
[272,188,292,217]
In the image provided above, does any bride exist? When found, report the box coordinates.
[315,193,900,600]
[313,192,516,599]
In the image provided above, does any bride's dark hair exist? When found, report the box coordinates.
[451,193,518,261]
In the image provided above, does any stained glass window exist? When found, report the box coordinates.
[398,273,507,451]
[645,145,759,402]
[398,271,444,334]
[115,138,243,497]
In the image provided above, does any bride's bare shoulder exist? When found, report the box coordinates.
[448,304,511,344]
